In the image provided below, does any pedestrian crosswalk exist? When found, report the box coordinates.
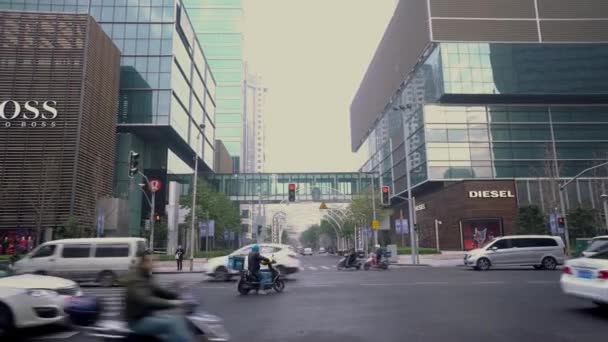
[300,264,336,271]
[81,278,202,319]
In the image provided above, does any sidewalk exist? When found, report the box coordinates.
[153,258,208,274]
[394,251,465,267]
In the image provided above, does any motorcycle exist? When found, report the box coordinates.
[363,254,389,270]
[65,284,230,342]
[237,258,285,295]
[337,255,361,270]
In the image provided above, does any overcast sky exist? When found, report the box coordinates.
[243,0,397,173]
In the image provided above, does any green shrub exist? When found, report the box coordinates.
[397,247,440,255]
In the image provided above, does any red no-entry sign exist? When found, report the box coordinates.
[150,179,162,192]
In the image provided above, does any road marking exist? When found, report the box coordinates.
[308,266,318,271]
[31,331,80,340]
[471,281,505,285]
[527,280,555,284]
[413,281,449,285]
[361,283,393,287]
[321,266,331,270]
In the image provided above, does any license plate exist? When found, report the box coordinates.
[577,269,594,279]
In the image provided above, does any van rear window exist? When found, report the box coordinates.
[95,244,130,258]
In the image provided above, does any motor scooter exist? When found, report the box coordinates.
[65,284,229,342]
[237,258,285,295]
[337,255,361,270]
[363,254,389,270]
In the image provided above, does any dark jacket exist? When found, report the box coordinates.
[176,247,185,260]
[125,268,178,323]
[248,251,267,273]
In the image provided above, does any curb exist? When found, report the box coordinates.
[393,263,431,267]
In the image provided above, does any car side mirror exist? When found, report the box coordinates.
[490,246,498,251]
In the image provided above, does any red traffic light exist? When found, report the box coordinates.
[382,186,389,193]
[288,183,296,191]
[557,217,565,224]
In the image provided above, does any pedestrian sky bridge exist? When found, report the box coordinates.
[206,173,376,203]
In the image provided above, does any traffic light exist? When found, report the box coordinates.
[288,183,296,202]
[557,216,565,229]
[128,151,139,178]
[381,186,390,206]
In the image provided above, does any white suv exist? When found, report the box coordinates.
[203,243,300,281]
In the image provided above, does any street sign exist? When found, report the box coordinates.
[549,213,557,235]
[319,202,329,210]
[199,220,215,237]
[149,179,162,192]
[395,219,409,234]
[372,219,380,230]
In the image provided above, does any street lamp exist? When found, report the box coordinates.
[189,123,206,272]
[559,160,608,255]
[137,177,157,251]
[393,104,416,264]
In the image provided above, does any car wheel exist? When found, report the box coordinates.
[533,265,543,270]
[98,271,116,288]
[276,266,287,277]
[593,301,608,311]
[273,279,285,293]
[541,257,557,270]
[476,258,491,271]
[0,303,14,337]
[215,267,230,282]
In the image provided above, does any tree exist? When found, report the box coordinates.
[181,179,241,250]
[568,207,601,240]
[299,225,321,249]
[55,217,92,239]
[515,205,547,234]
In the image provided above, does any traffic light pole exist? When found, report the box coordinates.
[371,175,378,247]
[149,189,156,252]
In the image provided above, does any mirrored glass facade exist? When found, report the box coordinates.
[358,42,608,200]
[183,0,244,169]
[0,0,218,172]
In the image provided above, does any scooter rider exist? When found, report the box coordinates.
[125,251,193,342]
[346,248,357,267]
[374,244,383,265]
[248,244,270,283]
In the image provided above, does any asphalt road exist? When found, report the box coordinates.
[21,254,608,341]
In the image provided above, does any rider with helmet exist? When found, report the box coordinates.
[248,244,270,283]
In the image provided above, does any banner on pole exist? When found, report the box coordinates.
[395,219,409,235]
[198,220,215,237]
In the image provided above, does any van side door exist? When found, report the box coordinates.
[56,244,93,281]
[487,238,513,265]
[93,243,131,278]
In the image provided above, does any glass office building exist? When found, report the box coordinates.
[0,0,218,235]
[183,0,244,171]
[359,42,608,207]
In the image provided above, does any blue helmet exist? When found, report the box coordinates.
[252,244,260,252]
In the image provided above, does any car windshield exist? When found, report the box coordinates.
[586,238,608,252]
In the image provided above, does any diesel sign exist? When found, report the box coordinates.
[0,100,58,128]
[468,190,515,199]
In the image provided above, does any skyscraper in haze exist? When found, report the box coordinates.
[183,0,244,172]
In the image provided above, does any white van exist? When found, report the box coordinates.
[464,235,566,271]
[14,238,147,287]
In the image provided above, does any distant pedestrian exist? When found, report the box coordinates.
[1,236,8,255]
[27,235,34,252]
[175,245,185,271]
